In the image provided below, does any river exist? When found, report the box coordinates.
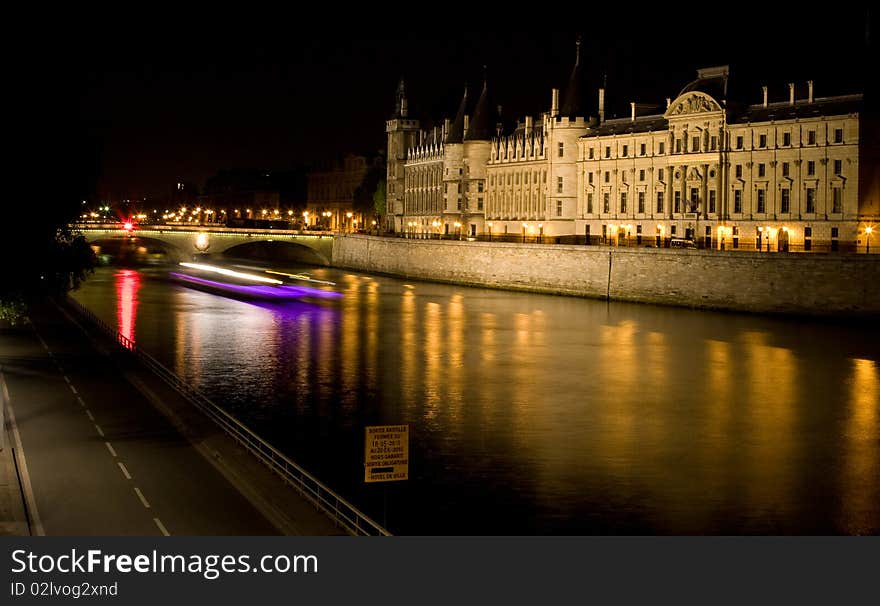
[70,263,880,534]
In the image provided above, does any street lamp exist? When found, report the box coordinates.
[454,221,462,241]
[866,226,873,254]
[303,210,310,230]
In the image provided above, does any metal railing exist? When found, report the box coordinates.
[65,296,389,536]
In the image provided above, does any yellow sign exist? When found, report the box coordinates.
[364,425,409,483]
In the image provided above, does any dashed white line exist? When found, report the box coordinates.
[105,442,117,457]
[94,424,105,437]
[63,375,71,385]
[153,518,170,536]
[69,385,78,395]
[85,410,94,421]
[133,487,151,509]
[117,461,132,480]
[76,396,86,407]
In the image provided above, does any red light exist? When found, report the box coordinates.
[123,221,134,232]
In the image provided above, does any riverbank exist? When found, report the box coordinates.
[331,235,880,317]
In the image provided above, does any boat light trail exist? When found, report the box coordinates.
[179,262,284,284]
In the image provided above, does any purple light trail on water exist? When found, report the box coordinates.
[170,272,343,300]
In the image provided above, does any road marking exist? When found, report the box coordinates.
[105,442,117,457]
[63,375,71,385]
[94,424,105,437]
[69,385,78,395]
[133,487,151,509]
[85,410,94,421]
[76,396,86,408]
[117,461,132,480]
[153,518,170,536]
[2,370,46,536]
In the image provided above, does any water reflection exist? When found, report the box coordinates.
[71,266,880,535]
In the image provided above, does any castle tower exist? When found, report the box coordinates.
[442,86,469,232]
[462,76,493,237]
[386,79,421,232]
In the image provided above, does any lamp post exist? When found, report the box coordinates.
[866,226,873,254]
[454,221,462,241]
[346,211,353,234]
[302,210,310,230]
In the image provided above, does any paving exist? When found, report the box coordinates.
[0,300,345,536]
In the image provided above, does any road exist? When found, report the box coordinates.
[0,301,281,536]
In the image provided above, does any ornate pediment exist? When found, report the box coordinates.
[665,92,722,117]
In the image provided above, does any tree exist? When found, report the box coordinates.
[373,179,386,225]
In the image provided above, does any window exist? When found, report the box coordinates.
[691,136,700,152]
[759,134,767,148]
[478,198,484,210]
[656,191,664,213]
[515,174,519,185]
[620,192,627,213]
[782,162,789,177]
[757,189,766,213]
[675,139,682,153]
[709,190,716,214]
[457,183,462,193]
[603,192,610,213]
[710,136,717,151]
[832,227,840,251]
[589,147,594,159]
[621,171,627,183]
[808,130,816,145]
[804,226,812,251]
[783,132,791,146]
[587,193,593,214]
[834,159,842,174]
[557,177,563,193]
[756,227,763,250]
[543,172,547,183]
[734,190,742,213]
[689,187,699,212]
[659,142,665,155]
[832,227,839,238]
[638,191,645,214]
[477,182,484,193]
[605,146,611,159]
[674,191,681,213]
[736,135,744,149]
[558,142,564,157]
[758,163,766,178]
[588,172,594,184]
[806,188,816,213]
[671,225,677,236]
[622,144,628,157]
[781,189,790,213]
[807,160,815,176]
[457,199,462,210]
[639,169,645,182]
[640,143,646,156]
[556,200,563,216]
[732,226,739,249]
[834,128,843,143]
[832,188,842,213]
[604,171,610,183]
[735,164,743,179]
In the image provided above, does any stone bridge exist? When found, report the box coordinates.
[76,224,335,265]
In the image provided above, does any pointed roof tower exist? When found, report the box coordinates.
[465,70,492,141]
[391,78,408,118]
[561,37,585,118]
[446,84,469,144]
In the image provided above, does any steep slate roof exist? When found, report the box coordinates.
[729,95,862,123]
[465,80,493,141]
[581,115,668,138]
[446,86,469,144]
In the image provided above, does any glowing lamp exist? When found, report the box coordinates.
[123,221,134,232]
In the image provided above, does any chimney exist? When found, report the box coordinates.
[762,86,768,108]
[666,97,671,109]
[789,82,795,106]
[551,88,560,118]
[464,115,470,133]
[631,102,636,122]
[808,80,814,103]
[598,88,606,123]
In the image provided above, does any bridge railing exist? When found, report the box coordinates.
[71,223,335,238]
[64,296,390,537]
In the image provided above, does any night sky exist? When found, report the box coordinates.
[67,12,873,203]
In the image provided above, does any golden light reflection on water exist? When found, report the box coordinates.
[705,339,733,445]
[400,288,416,417]
[341,275,361,404]
[364,279,379,394]
[842,358,879,534]
[424,301,443,419]
[595,320,639,472]
[446,293,465,423]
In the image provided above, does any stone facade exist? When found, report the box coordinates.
[332,235,880,316]
[387,55,877,252]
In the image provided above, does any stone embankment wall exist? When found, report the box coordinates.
[331,235,880,316]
